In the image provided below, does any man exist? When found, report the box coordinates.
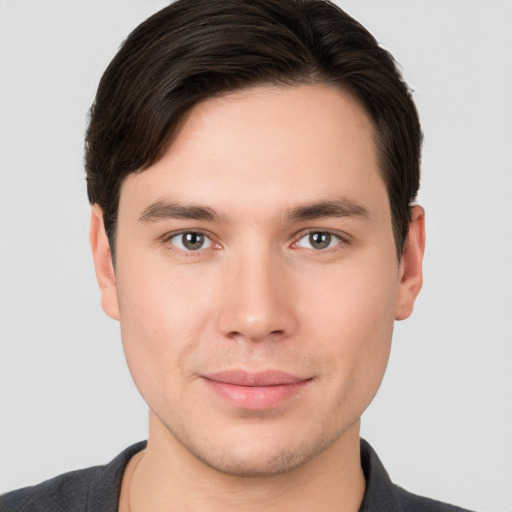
[0,1,478,510]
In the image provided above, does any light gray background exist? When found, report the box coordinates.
[1,1,511,510]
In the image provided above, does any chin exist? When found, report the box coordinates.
[174,421,343,478]
[191,443,322,478]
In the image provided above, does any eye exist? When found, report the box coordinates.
[168,232,214,251]
[294,231,342,250]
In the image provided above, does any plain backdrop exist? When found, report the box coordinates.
[1,1,511,510]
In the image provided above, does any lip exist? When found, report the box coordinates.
[201,370,312,410]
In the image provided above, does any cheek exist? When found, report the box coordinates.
[114,259,218,400]
[117,249,218,332]
[303,259,398,400]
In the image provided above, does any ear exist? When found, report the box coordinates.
[89,205,120,320]
[395,205,426,321]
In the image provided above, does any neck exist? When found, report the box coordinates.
[124,415,365,512]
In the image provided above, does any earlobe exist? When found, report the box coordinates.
[89,205,120,321]
[395,205,426,321]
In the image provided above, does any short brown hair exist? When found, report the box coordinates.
[85,0,422,255]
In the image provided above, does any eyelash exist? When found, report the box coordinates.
[163,229,348,257]
[163,231,219,256]
[291,230,347,254]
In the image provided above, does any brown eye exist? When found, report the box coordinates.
[169,232,212,251]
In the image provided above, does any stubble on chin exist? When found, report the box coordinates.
[158,411,357,478]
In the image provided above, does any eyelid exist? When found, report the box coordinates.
[291,228,349,251]
[159,228,350,254]
[162,229,221,253]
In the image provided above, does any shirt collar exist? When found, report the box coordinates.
[359,438,403,512]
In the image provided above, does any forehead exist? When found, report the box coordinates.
[119,84,387,220]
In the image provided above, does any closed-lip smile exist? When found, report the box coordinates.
[201,370,312,410]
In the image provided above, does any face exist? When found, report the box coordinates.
[91,84,424,477]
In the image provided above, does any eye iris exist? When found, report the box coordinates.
[309,232,331,249]
[183,233,204,250]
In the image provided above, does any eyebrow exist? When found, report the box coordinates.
[138,200,222,223]
[138,197,368,224]
[286,198,368,222]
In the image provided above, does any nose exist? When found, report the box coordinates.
[217,250,298,343]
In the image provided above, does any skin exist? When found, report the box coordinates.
[90,84,425,512]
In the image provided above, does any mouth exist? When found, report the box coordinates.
[201,370,313,410]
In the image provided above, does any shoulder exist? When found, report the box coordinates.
[0,466,99,512]
[359,439,476,512]
[393,485,475,512]
[0,441,147,512]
